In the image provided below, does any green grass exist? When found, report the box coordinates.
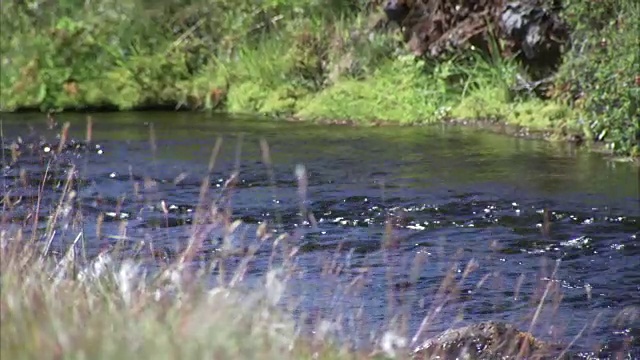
[296,57,442,124]
[0,0,637,157]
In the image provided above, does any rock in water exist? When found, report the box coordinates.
[413,321,571,360]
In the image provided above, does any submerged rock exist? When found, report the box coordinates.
[413,321,571,360]
[379,0,570,79]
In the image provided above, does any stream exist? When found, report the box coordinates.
[1,112,638,357]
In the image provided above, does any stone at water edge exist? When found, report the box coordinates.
[412,321,572,360]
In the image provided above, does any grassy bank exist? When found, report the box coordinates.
[0,0,638,157]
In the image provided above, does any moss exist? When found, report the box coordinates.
[451,86,510,121]
[259,85,305,116]
[507,101,576,130]
[297,59,441,124]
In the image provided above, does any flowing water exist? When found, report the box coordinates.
[2,112,639,357]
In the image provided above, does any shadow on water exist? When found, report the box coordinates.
[2,112,639,356]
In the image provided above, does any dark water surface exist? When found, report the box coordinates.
[2,112,639,357]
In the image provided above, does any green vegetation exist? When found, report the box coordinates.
[0,0,638,157]
[553,0,640,157]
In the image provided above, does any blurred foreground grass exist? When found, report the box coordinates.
[0,223,396,360]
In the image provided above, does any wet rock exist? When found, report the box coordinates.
[379,0,570,79]
[413,321,571,360]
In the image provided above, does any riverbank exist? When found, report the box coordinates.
[1,1,638,158]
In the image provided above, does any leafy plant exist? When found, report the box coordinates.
[553,0,640,156]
